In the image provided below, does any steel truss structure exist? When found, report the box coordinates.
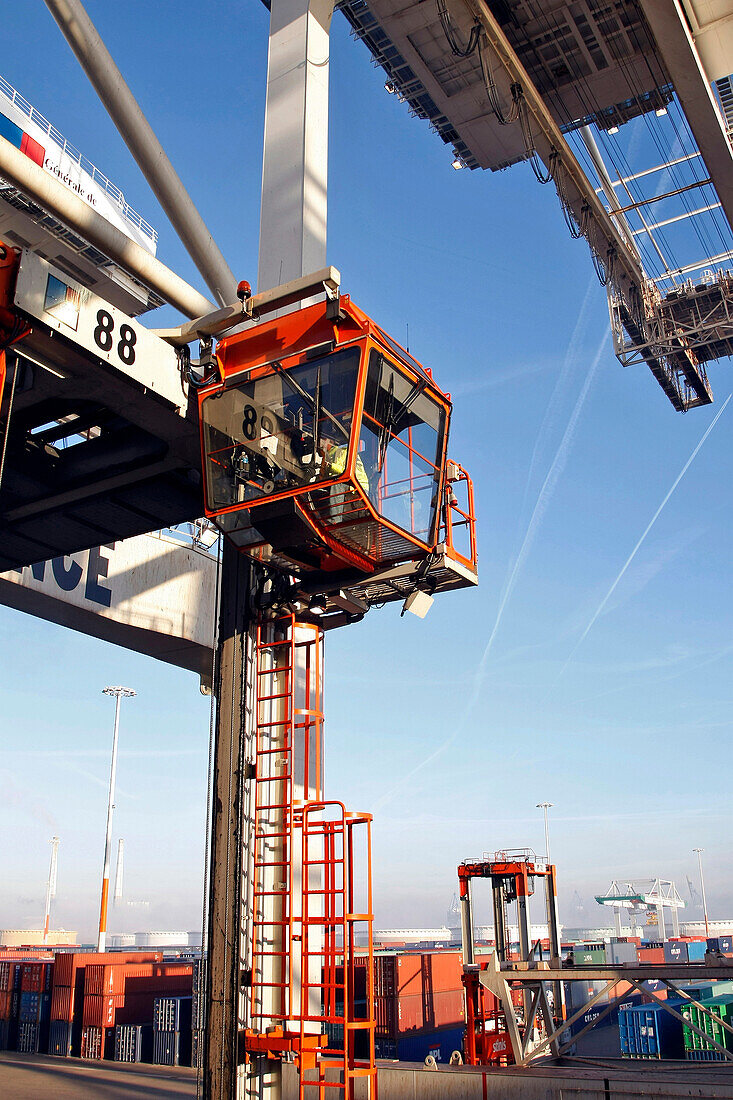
[478,958,733,1066]
[610,271,733,410]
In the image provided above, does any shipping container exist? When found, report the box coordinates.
[153,995,192,1033]
[19,991,50,1023]
[114,1023,152,1062]
[81,1025,103,1060]
[0,1019,12,1051]
[48,1019,71,1057]
[153,1029,180,1066]
[619,1000,684,1059]
[605,942,637,965]
[637,947,665,964]
[664,941,688,964]
[82,993,123,1029]
[376,1025,464,1063]
[572,946,606,965]
[0,990,14,1020]
[682,994,733,1060]
[20,962,52,993]
[17,1021,40,1054]
[687,941,707,962]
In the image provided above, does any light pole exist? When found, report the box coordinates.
[98,687,136,951]
[537,802,554,864]
[693,847,710,939]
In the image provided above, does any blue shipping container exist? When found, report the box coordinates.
[48,1020,71,1057]
[664,942,688,964]
[379,1027,464,1063]
[570,993,643,1037]
[619,1001,684,1059]
[153,996,191,1033]
[687,942,706,962]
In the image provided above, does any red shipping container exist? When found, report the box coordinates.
[50,984,74,1021]
[394,952,464,998]
[637,948,665,964]
[83,993,124,1028]
[21,962,52,993]
[85,962,160,996]
[0,990,13,1019]
[395,989,465,1034]
[53,950,163,988]
[124,968,192,997]
[0,962,15,992]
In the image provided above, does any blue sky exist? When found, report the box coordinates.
[1,2,731,942]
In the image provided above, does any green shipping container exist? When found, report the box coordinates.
[572,946,606,965]
[682,995,733,1061]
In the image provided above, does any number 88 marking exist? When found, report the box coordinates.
[93,309,137,366]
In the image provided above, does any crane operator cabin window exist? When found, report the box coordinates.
[201,347,360,509]
[360,351,445,545]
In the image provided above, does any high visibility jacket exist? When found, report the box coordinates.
[327,445,370,496]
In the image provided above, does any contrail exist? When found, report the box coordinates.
[557,393,731,681]
[519,278,596,520]
[471,326,608,700]
[373,324,608,811]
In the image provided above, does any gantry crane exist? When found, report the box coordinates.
[458,850,562,1067]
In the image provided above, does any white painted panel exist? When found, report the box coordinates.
[14,250,184,410]
[0,531,216,685]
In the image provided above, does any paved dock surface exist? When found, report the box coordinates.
[0,1053,197,1098]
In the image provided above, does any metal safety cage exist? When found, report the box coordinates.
[198,296,453,579]
[297,801,376,1099]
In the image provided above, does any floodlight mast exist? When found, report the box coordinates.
[42,836,60,945]
[98,687,136,952]
[694,848,710,939]
[43,0,237,307]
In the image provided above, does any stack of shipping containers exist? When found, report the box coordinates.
[152,995,192,1066]
[17,962,53,1053]
[0,958,27,1051]
[373,951,467,1062]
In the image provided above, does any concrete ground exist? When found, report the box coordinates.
[0,1053,197,1099]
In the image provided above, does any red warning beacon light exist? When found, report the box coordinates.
[198,293,476,599]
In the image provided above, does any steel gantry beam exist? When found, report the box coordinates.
[43,0,237,307]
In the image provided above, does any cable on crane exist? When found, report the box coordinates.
[436,0,481,58]
[477,35,518,126]
[515,85,555,185]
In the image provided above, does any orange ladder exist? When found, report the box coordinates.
[298,801,376,1099]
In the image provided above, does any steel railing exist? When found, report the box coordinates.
[0,74,158,245]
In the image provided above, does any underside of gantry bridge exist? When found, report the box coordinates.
[336,0,733,411]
